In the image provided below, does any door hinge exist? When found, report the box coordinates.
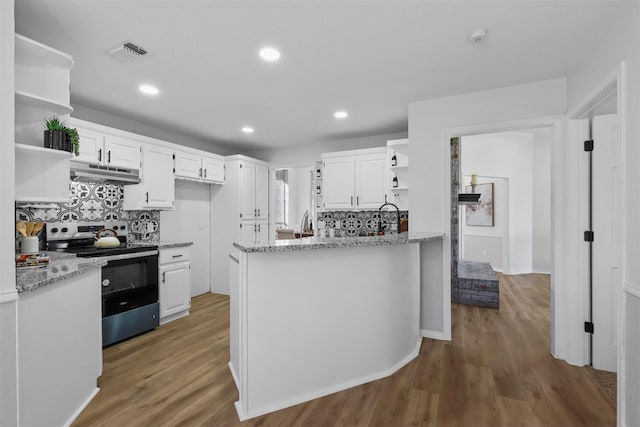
[584,231,594,242]
[584,139,594,152]
[584,321,594,334]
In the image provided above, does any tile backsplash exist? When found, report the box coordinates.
[318,210,408,237]
[16,181,160,242]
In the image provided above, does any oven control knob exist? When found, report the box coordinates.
[61,227,68,233]
[50,228,59,233]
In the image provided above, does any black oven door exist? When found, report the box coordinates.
[101,251,159,317]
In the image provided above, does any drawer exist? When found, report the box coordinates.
[159,246,191,264]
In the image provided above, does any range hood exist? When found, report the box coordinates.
[70,161,141,184]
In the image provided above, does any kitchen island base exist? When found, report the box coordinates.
[229,239,422,420]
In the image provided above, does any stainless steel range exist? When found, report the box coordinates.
[48,222,159,347]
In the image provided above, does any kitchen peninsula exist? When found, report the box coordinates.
[229,232,442,420]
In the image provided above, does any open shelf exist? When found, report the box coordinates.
[15,91,73,116]
[390,165,408,170]
[15,34,74,69]
[391,186,409,191]
[15,143,73,158]
[387,139,409,148]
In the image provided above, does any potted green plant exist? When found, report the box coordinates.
[43,116,66,150]
[43,117,79,155]
[65,127,79,156]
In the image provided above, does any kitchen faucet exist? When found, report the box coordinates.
[378,201,401,234]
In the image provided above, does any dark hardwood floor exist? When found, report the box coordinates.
[73,273,616,426]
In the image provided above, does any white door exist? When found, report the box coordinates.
[592,114,620,372]
[355,154,386,209]
[174,150,202,180]
[255,165,269,219]
[323,157,355,209]
[159,262,191,319]
[142,145,175,209]
[74,127,103,165]
[104,135,141,170]
[239,162,256,220]
[202,156,225,183]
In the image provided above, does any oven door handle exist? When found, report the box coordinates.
[97,250,159,262]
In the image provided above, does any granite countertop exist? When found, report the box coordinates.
[16,251,106,293]
[233,232,443,253]
[129,241,193,249]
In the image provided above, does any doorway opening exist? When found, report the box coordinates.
[450,128,552,308]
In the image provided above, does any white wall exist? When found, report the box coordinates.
[160,180,212,297]
[72,103,235,156]
[0,0,18,424]
[245,131,407,167]
[461,131,535,274]
[565,3,640,425]
[532,129,552,273]
[408,78,566,338]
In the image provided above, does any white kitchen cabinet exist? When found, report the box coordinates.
[211,155,270,295]
[72,121,141,170]
[321,147,387,210]
[239,220,268,244]
[174,150,225,184]
[159,246,191,324]
[240,161,268,220]
[123,144,174,210]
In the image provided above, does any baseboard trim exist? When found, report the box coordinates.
[228,361,240,391]
[234,338,422,421]
[623,282,640,299]
[63,387,99,427]
[421,328,450,341]
[159,310,189,326]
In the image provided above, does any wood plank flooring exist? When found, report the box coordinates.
[73,273,616,426]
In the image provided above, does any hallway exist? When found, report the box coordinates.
[73,274,616,426]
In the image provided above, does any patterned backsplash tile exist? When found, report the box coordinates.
[16,181,160,242]
[318,210,408,237]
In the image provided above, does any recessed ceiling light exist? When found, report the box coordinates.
[242,126,254,134]
[139,84,159,95]
[259,47,281,62]
[468,28,487,43]
[334,111,348,119]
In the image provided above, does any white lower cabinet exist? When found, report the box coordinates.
[239,220,268,244]
[159,246,191,324]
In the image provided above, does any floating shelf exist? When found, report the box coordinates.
[15,34,74,69]
[15,143,73,158]
[15,91,73,115]
[390,165,409,170]
[391,186,409,191]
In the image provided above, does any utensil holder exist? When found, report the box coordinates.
[21,236,39,254]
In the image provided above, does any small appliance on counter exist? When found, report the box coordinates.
[47,221,159,347]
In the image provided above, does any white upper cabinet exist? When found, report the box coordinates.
[174,150,225,184]
[321,148,387,210]
[239,161,257,220]
[123,145,174,210]
[72,121,141,170]
[255,165,269,218]
[323,157,355,209]
[355,154,387,209]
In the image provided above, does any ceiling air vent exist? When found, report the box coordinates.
[108,41,149,62]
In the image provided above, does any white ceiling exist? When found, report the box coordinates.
[15,1,629,152]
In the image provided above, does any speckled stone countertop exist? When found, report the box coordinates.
[233,232,443,253]
[129,241,193,249]
[16,251,106,293]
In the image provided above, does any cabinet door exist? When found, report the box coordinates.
[355,154,386,209]
[255,165,269,219]
[323,157,355,209]
[174,150,202,180]
[104,135,141,170]
[256,220,269,243]
[159,262,191,319]
[202,156,225,183]
[74,127,103,165]
[239,161,256,220]
[239,221,256,243]
[142,145,175,209]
